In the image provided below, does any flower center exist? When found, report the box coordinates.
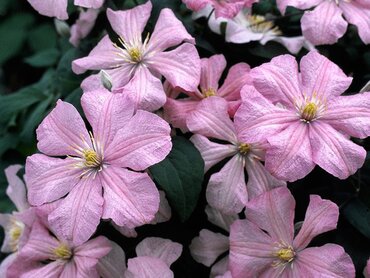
[8,220,24,252]
[113,33,150,65]
[247,15,281,35]
[53,243,72,260]
[276,247,295,262]
[83,149,102,168]
[128,47,142,63]
[202,88,216,98]
[238,143,250,155]
[301,102,318,122]
[296,93,326,123]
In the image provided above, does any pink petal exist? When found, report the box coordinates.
[301,2,348,45]
[272,36,308,54]
[218,62,251,100]
[250,54,301,108]
[97,240,126,278]
[147,8,195,53]
[341,1,370,44]
[309,121,366,179]
[364,259,370,278]
[235,85,297,144]
[187,97,238,142]
[225,17,264,43]
[206,155,248,215]
[151,191,172,224]
[74,0,104,9]
[212,0,245,18]
[265,121,315,182]
[229,219,275,278]
[149,43,201,92]
[244,187,295,244]
[199,55,226,92]
[25,154,80,206]
[5,165,28,211]
[106,2,152,44]
[182,0,209,11]
[74,236,111,260]
[293,195,339,250]
[276,0,322,14]
[81,74,102,93]
[190,134,236,172]
[124,66,167,111]
[300,51,352,99]
[0,214,15,253]
[69,8,99,47]
[27,0,68,20]
[60,262,77,278]
[0,253,17,278]
[113,222,138,238]
[136,237,182,266]
[48,178,104,245]
[72,35,125,75]
[163,98,200,132]
[205,205,238,232]
[211,256,230,278]
[296,244,355,277]
[81,89,135,150]
[245,158,286,200]
[100,166,160,228]
[125,257,173,278]
[190,229,229,266]
[36,100,91,157]
[23,262,65,278]
[104,111,171,171]
[321,92,370,138]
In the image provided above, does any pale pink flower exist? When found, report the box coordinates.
[27,0,104,20]
[73,1,200,112]
[25,90,172,245]
[7,220,112,278]
[125,237,183,278]
[364,259,370,278]
[237,51,370,181]
[277,0,370,45]
[229,187,355,277]
[70,9,100,47]
[164,54,251,132]
[187,96,286,215]
[182,0,257,18]
[190,205,238,277]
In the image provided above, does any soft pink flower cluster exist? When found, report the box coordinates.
[4,0,370,277]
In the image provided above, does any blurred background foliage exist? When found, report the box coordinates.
[0,0,369,277]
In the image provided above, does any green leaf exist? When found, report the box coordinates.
[0,133,19,157]
[28,24,58,51]
[150,136,204,222]
[25,48,60,67]
[342,198,370,239]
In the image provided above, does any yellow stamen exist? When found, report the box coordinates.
[9,226,22,242]
[238,143,250,155]
[202,88,216,98]
[53,243,72,260]
[301,102,318,122]
[276,247,295,263]
[83,149,101,168]
[247,15,282,35]
[128,47,142,63]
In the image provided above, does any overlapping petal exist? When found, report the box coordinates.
[27,0,68,20]
[125,257,173,278]
[97,241,126,278]
[5,165,28,211]
[199,55,226,92]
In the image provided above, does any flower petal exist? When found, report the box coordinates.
[136,237,182,267]
[225,19,264,43]
[106,2,152,44]
[205,205,239,232]
[309,121,366,179]
[27,0,68,20]
[5,165,28,211]
[293,195,339,250]
[74,0,104,9]
[211,256,230,278]
[48,178,104,245]
[100,166,160,228]
[151,191,172,224]
[125,257,173,278]
[25,154,80,206]
[22,262,65,278]
[265,121,315,182]
[75,236,111,260]
[229,219,274,278]
[300,51,352,99]
[0,214,15,253]
[190,134,236,172]
[36,100,91,156]
[321,92,370,138]
[206,155,248,215]
[245,187,295,244]
[163,98,200,132]
[0,253,17,278]
[149,43,201,92]
[276,0,322,14]
[147,8,195,53]
[190,229,229,267]
[245,158,286,200]
[104,110,171,171]
[364,259,370,278]
[199,55,226,92]
[97,240,126,278]
[301,2,348,45]
[113,222,138,238]
[296,244,355,278]
[187,97,238,142]
[250,54,301,108]
[340,1,370,44]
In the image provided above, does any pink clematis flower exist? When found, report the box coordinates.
[237,51,370,182]
[72,1,200,112]
[229,187,355,277]
[7,220,112,278]
[190,205,238,277]
[365,259,370,278]
[182,0,257,18]
[27,0,104,20]
[164,54,251,132]
[70,9,100,47]
[277,0,370,45]
[25,90,172,245]
[187,96,286,215]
